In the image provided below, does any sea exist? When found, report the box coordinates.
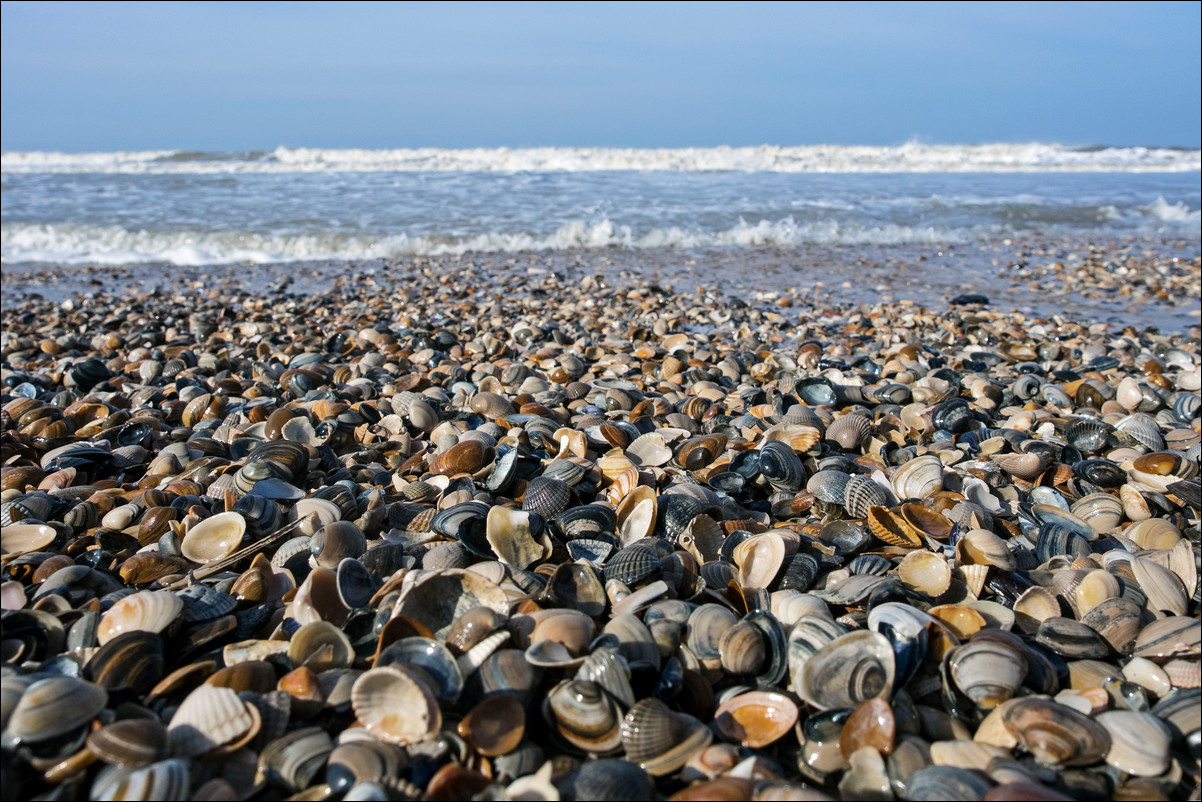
[1,143,1199,268]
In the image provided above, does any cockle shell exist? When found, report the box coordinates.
[97,590,183,645]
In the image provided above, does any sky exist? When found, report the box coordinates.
[1,1,1199,152]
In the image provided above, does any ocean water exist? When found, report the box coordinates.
[1,144,1199,267]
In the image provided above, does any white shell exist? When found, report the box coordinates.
[97,590,184,645]
[168,684,256,757]
[351,666,440,746]
[181,511,247,563]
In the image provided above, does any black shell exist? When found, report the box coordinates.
[653,494,702,543]
[603,544,663,588]
[757,441,805,494]
[556,504,618,540]
[522,476,572,520]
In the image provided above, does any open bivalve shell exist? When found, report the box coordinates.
[350,665,441,746]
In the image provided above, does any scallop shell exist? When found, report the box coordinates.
[620,698,713,776]
[168,683,259,757]
[350,666,441,746]
[97,590,184,645]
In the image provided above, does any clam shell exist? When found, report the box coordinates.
[392,569,508,640]
[0,523,56,556]
[898,550,952,596]
[732,532,785,590]
[6,676,107,743]
[1001,696,1111,767]
[543,678,623,755]
[181,511,247,564]
[713,690,798,749]
[948,634,1027,710]
[87,719,171,767]
[799,630,895,711]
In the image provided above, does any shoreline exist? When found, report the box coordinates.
[3,235,1199,333]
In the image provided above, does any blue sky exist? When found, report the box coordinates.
[2,1,1199,151]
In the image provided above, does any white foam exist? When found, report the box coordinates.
[1144,196,1201,223]
[0,217,969,265]
[3,143,1198,174]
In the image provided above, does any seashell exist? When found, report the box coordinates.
[5,676,107,744]
[177,583,239,622]
[85,631,165,693]
[890,454,944,499]
[620,698,713,776]
[181,511,246,564]
[1132,616,1200,659]
[947,633,1027,710]
[866,506,924,549]
[1001,696,1111,767]
[543,678,623,755]
[258,725,334,792]
[713,690,798,749]
[677,513,723,566]
[119,552,191,585]
[392,568,507,642]
[732,532,785,590]
[486,506,551,569]
[377,636,463,702]
[310,520,367,569]
[1,523,57,557]
[807,470,851,505]
[90,758,191,801]
[843,474,888,519]
[604,544,662,588]
[288,620,354,672]
[1096,710,1172,776]
[97,590,183,645]
[351,666,440,746]
[757,440,805,494]
[1035,617,1111,659]
[458,694,525,758]
[827,413,873,450]
[87,719,171,767]
[572,759,655,801]
[955,528,1015,570]
[1125,517,1182,550]
[1131,556,1188,615]
[627,432,673,467]
[675,434,727,471]
[326,739,409,793]
[898,550,951,596]
[990,450,1050,480]
[522,476,572,520]
[799,630,895,711]
[169,683,259,757]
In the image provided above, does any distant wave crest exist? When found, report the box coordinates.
[3,143,1199,174]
